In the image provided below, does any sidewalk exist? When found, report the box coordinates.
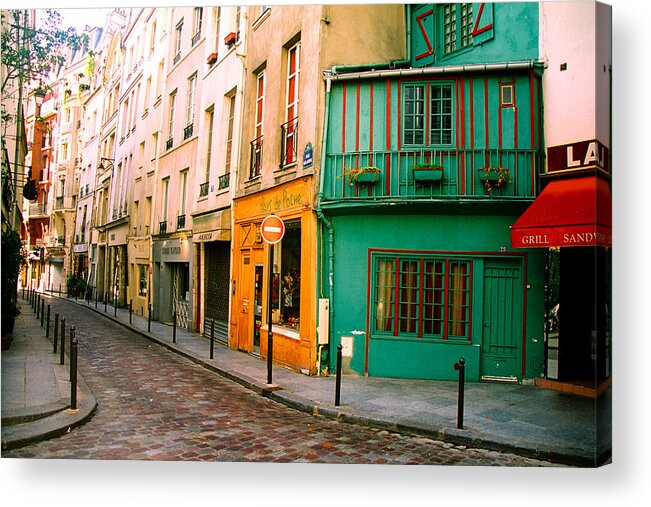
[1,299,97,451]
[2,293,611,466]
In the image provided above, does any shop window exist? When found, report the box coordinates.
[402,82,454,147]
[373,255,471,340]
[272,220,301,329]
[139,264,148,297]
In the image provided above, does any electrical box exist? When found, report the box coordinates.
[317,298,329,344]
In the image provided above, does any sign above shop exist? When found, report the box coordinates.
[547,139,609,176]
[261,214,285,245]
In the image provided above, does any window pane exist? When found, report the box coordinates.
[398,260,419,334]
[423,260,445,336]
[375,259,395,332]
[448,261,470,337]
[403,84,425,146]
[430,84,453,146]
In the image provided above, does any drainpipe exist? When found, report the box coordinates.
[330,4,412,76]
[316,76,334,376]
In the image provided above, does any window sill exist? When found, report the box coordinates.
[253,8,271,30]
[261,324,300,341]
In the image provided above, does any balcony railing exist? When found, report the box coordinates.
[28,202,48,217]
[280,117,298,168]
[249,135,263,179]
[218,173,230,190]
[199,181,209,197]
[183,123,193,140]
[159,220,167,234]
[166,137,174,150]
[177,214,186,230]
[322,148,544,202]
[173,53,181,65]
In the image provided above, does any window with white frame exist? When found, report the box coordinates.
[282,40,300,166]
[192,7,203,45]
[223,93,235,186]
[186,73,197,128]
[204,106,214,184]
[174,20,183,62]
[167,90,176,144]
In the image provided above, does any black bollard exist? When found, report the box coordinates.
[455,357,466,430]
[148,304,152,332]
[95,288,98,308]
[22,286,25,299]
[60,318,66,365]
[59,284,62,297]
[114,294,117,317]
[70,335,78,410]
[53,312,59,353]
[173,311,177,343]
[335,344,343,406]
[40,298,45,326]
[36,293,41,318]
[104,293,108,312]
[210,319,215,359]
[69,326,76,381]
[129,300,133,323]
[46,304,51,337]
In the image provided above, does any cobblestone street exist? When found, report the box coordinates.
[4,299,560,466]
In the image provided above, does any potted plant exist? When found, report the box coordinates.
[478,166,511,192]
[224,32,237,47]
[207,52,218,64]
[340,166,381,186]
[1,228,26,343]
[413,162,444,182]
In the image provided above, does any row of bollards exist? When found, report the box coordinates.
[23,288,79,411]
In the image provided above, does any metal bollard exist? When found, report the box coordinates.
[148,304,152,332]
[173,311,177,343]
[95,288,98,308]
[114,294,117,317]
[69,326,76,381]
[104,293,108,312]
[210,319,215,359]
[335,344,343,406]
[53,312,59,353]
[129,300,133,323]
[22,286,25,299]
[70,335,78,410]
[37,293,41,318]
[454,357,466,430]
[46,304,51,337]
[60,318,66,365]
[59,284,62,297]
[40,298,45,326]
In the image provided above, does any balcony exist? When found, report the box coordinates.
[322,148,544,203]
[177,214,186,230]
[173,53,181,65]
[249,135,263,179]
[218,173,230,190]
[199,181,209,197]
[28,202,48,218]
[166,137,174,151]
[280,117,298,168]
[183,123,193,140]
[159,220,167,234]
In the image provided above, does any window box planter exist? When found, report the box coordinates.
[413,164,444,182]
[207,52,218,65]
[341,166,381,186]
[224,32,237,47]
[478,167,511,192]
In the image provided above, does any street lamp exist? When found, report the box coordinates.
[33,87,46,108]
[98,157,115,171]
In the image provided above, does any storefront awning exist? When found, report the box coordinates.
[510,176,611,248]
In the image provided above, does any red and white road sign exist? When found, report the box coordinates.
[261,214,285,244]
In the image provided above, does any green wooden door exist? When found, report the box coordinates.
[481,259,523,380]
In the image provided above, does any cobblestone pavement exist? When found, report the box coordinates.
[4,299,563,466]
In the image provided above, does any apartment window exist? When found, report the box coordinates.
[235,6,241,40]
[372,255,472,340]
[178,169,188,229]
[185,73,197,139]
[149,20,157,55]
[161,177,169,225]
[144,77,151,114]
[271,220,301,330]
[174,20,183,63]
[282,41,300,166]
[155,60,164,100]
[167,90,177,148]
[250,69,265,179]
[402,82,454,146]
[223,94,235,187]
[204,106,214,185]
[213,7,221,52]
[192,7,203,45]
[443,3,473,54]
[145,196,152,231]
[139,264,148,296]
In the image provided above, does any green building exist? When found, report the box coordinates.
[317,3,547,382]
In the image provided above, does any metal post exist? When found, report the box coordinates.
[36,293,40,319]
[60,318,66,365]
[148,304,152,332]
[95,288,98,308]
[69,326,76,381]
[59,283,61,297]
[173,311,177,343]
[70,335,78,410]
[129,299,133,323]
[104,293,108,312]
[22,286,25,299]
[40,298,45,326]
[114,294,117,317]
[266,244,274,385]
[455,357,466,430]
[210,319,215,359]
[53,313,59,353]
[335,344,343,406]
[46,304,51,337]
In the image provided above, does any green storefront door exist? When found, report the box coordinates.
[481,259,523,380]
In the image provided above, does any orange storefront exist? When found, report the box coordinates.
[231,176,318,375]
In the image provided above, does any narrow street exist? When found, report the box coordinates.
[4,299,558,466]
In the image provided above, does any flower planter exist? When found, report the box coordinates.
[483,171,501,182]
[413,168,444,182]
[355,171,379,184]
[207,52,218,64]
[224,32,237,47]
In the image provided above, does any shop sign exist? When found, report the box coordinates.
[547,139,609,175]
[260,189,303,214]
[73,243,88,253]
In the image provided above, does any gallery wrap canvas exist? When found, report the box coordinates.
[2,1,622,501]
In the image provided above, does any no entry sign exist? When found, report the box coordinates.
[261,214,285,244]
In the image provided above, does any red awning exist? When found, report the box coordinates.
[510,176,611,248]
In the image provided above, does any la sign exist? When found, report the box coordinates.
[547,139,610,175]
